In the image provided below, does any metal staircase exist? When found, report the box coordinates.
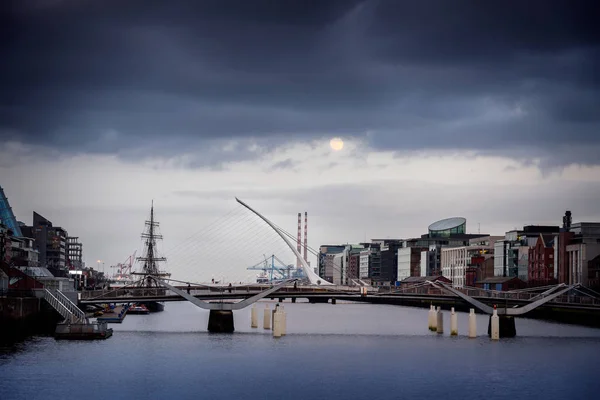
[43,289,88,323]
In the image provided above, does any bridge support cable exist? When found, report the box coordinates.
[431,281,494,314]
[434,281,580,316]
[526,284,568,302]
[166,205,297,284]
[506,284,579,315]
[160,206,243,258]
[236,197,333,286]
[165,209,261,276]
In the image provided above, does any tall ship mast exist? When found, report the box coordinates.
[134,201,171,288]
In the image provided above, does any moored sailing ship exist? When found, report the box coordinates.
[132,201,171,312]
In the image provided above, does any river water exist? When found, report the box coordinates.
[1,301,599,400]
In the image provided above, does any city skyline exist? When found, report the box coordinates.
[2,0,599,278]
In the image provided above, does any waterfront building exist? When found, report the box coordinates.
[21,212,69,277]
[368,239,402,286]
[318,244,364,285]
[588,255,600,289]
[0,223,11,264]
[66,236,84,270]
[475,276,526,291]
[564,222,600,286]
[9,236,39,268]
[528,234,556,286]
[345,247,364,284]
[368,244,382,283]
[441,241,494,288]
[403,217,490,277]
[318,245,346,283]
[359,249,370,279]
[428,217,466,238]
[397,246,427,282]
[494,225,559,280]
[0,185,22,238]
[465,256,495,287]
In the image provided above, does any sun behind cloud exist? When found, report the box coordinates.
[329,137,344,151]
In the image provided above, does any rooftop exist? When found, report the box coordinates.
[478,276,523,284]
[428,217,466,232]
[401,275,451,283]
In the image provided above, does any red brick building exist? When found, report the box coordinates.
[347,253,360,282]
[466,256,494,287]
[528,234,556,286]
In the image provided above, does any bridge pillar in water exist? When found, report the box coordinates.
[331,298,336,305]
[487,315,516,338]
[208,310,234,333]
[291,298,296,303]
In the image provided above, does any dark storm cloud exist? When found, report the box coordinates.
[2,0,599,166]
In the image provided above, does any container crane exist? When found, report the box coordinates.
[246,254,296,283]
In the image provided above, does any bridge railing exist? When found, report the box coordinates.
[377,283,600,306]
[81,287,172,300]
[80,283,360,300]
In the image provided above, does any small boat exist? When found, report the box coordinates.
[128,304,150,314]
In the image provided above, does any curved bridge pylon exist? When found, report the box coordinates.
[236,197,333,286]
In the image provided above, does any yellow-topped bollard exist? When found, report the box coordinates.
[450,307,458,336]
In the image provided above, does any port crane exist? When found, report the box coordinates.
[247,254,296,283]
[110,251,137,280]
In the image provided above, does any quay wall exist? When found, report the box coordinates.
[0,297,61,344]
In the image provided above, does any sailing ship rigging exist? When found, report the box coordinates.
[132,201,170,311]
[134,201,170,285]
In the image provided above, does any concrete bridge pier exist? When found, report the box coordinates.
[208,310,234,333]
[487,315,516,338]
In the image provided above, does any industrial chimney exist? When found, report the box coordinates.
[304,212,308,263]
[563,210,572,231]
[297,213,302,268]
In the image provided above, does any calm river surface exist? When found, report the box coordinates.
[2,301,600,400]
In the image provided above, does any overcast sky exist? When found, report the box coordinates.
[2,0,599,282]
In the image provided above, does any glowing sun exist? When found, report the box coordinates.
[329,137,344,151]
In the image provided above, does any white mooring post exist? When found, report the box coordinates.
[273,308,282,338]
[436,307,444,334]
[263,304,271,330]
[468,308,477,338]
[281,305,287,336]
[428,305,435,331]
[491,306,500,340]
[450,307,458,336]
[251,305,258,328]
[272,304,279,327]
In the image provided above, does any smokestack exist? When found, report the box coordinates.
[563,210,572,231]
[297,213,302,268]
[304,212,308,262]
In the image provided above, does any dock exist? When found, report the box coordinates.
[55,322,113,340]
[96,304,130,323]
